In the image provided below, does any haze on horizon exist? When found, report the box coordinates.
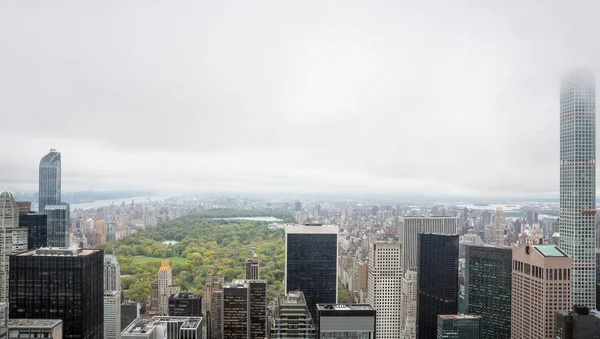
[1,0,599,197]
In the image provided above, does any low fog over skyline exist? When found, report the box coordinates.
[1,1,599,197]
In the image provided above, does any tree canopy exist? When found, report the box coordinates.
[101,216,285,301]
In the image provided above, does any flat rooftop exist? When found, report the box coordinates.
[279,291,307,305]
[438,314,482,320]
[285,224,338,234]
[226,279,267,288]
[532,245,568,257]
[8,319,62,328]
[104,290,121,297]
[317,304,375,311]
[180,319,202,330]
[17,248,98,257]
[123,318,159,334]
[171,292,201,299]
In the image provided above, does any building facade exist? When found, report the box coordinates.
[316,304,376,339]
[122,316,203,339]
[104,254,122,291]
[464,245,512,339]
[204,269,224,339]
[44,204,70,248]
[556,306,600,339]
[209,290,222,339]
[436,315,481,339]
[559,69,597,308]
[490,207,505,246]
[9,248,104,339]
[511,244,572,339]
[270,291,315,339]
[18,213,47,250]
[417,234,459,339]
[221,279,267,339]
[168,293,202,317]
[367,241,401,339]
[0,191,29,303]
[104,290,122,339]
[7,319,63,339]
[39,150,61,216]
[158,260,179,316]
[121,302,141,331]
[399,217,458,272]
[285,224,338,320]
[400,270,417,339]
[245,258,259,280]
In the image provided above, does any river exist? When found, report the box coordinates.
[69,196,167,210]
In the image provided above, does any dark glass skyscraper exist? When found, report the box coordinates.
[245,258,259,280]
[9,248,104,339]
[38,150,61,215]
[285,224,338,320]
[18,213,47,250]
[168,293,202,317]
[221,279,267,339]
[417,233,459,339]
[437,315,481,339]
[464,245,512,339]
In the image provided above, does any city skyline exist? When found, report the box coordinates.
[2,1,600,197]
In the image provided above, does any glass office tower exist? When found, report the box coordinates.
[285,224,338,320]
[38,150,61,215]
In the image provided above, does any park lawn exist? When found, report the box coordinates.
[131,256,188,265]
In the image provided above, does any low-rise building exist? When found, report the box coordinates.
[7,319,63,339]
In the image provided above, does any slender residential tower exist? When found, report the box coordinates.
[559,69,597,308]
[39,149,61,214]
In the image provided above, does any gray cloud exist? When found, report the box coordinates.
[1,0,599,196]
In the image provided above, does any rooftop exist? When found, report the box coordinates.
[285,224,338,234]
[278,291,307,305]
[226,279,267,289]
[40,150,60,164]
[171,293,201,299]
[532,245,568,257]
[17,248,98,257]
[159,259,171,271]
[104,254,120,265]
[438,314,482,320]
[0,191,14,200]
[104,290,121,297]
[122,318,159,335]
[8,319,62,328]
[317,304,375,311]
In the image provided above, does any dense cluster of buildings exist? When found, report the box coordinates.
[1,69,600,339]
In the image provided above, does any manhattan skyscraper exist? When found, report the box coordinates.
[38,149,61,214]
[559,69,597,308]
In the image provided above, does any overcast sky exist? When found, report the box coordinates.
[1,0,599,197]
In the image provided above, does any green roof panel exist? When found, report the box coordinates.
[532,245,567,257]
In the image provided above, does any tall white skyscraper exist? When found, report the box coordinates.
[158,260,179,315]
[367,240,401,339]
[400,270,417,339]
[104,290,122,339]
[398,217,458,271]
[104,254,122,291]
[491,207,505,246]
[559,68,597,308]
